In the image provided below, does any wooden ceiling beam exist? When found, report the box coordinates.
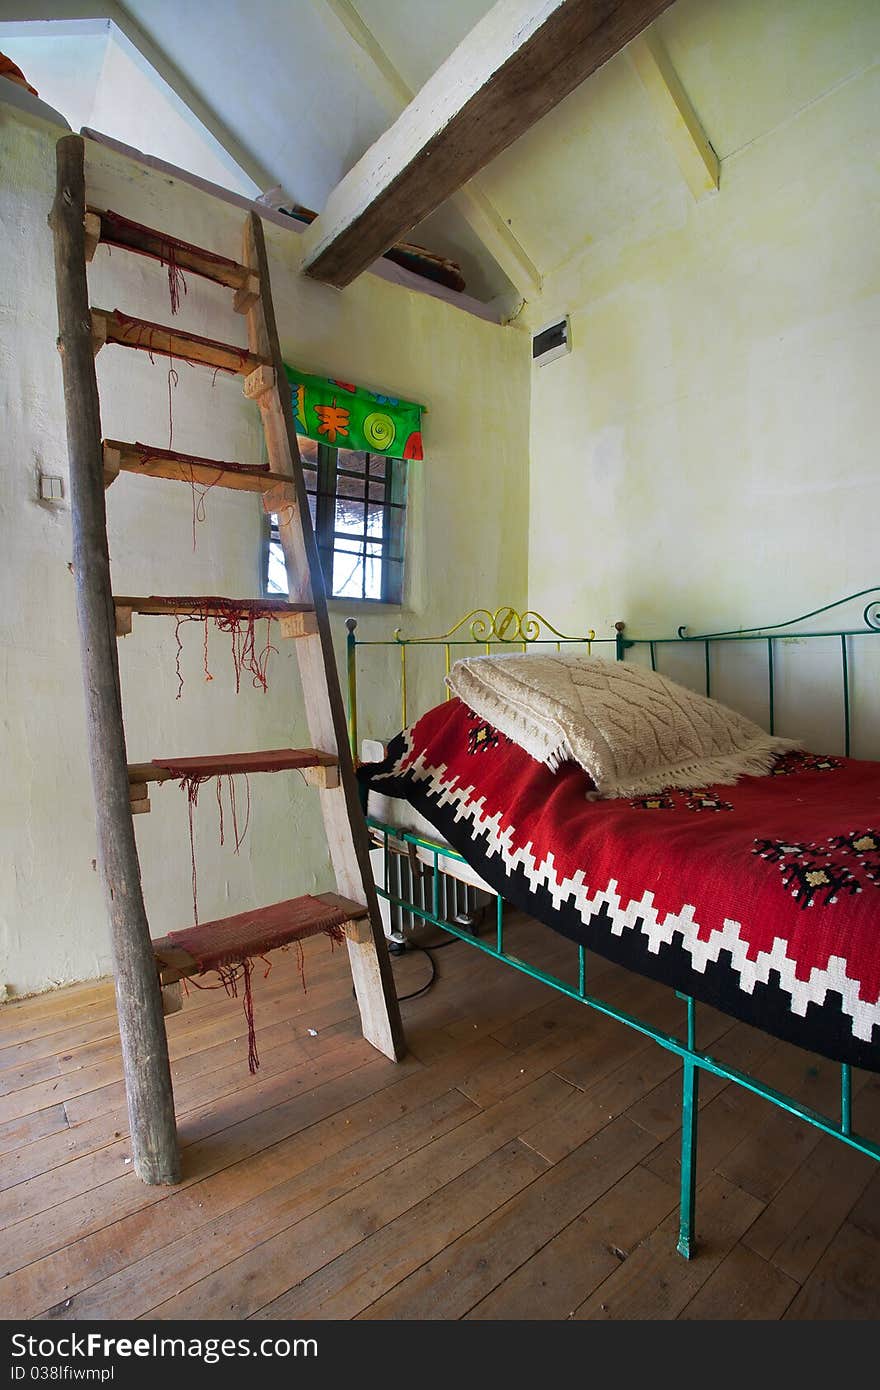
[301,0,674,288]
[320,0,543,298]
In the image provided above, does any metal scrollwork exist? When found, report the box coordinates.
[677,587,880,642]
[864,599,880,632]
[394,605,594,646]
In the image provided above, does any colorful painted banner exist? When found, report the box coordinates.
[284,364,424,460]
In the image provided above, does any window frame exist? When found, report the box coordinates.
[262,441,407,606]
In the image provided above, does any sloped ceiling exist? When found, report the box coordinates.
[3,0,878,302]
[113,0,880,298]
[121,0,508,298]
[0,24,108,131]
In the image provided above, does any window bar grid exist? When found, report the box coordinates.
[381,456,393,603]
[266,442,406,604]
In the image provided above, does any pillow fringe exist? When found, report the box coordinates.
[601,739,796,798]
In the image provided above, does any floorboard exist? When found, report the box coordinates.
[0,912,877,1320]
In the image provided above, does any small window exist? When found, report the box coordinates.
[264,439,407,604]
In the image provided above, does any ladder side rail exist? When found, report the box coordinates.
[50,134,180,1184]
[241,212,405,1061]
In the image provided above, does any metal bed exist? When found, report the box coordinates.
[345,589,880,1258]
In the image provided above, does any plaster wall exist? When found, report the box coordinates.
[526,48,880,756]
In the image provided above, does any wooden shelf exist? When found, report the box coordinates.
[128,749,339,809]
[103,440,293,496]
[86,208,261,310]
[113,596,316,639]
[129,748,338,785]
[152,891,370,984]
[91,307,268,376]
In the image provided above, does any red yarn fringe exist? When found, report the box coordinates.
[100,209,240,317]
[111,309,251,372]
[101,211,191,313]
[128,441,270,550]
[218,958,261,1073]
[170,600,278,699]
[111,310,253,547]
[184,924,344,1074]
[172,771,251,924]
[109,308,240,550]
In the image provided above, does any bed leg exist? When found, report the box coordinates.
[677,1056,699,1259]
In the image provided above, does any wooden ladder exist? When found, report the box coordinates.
[50,134,404,1185]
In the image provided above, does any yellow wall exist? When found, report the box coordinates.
[0,104,530,996]
[526,38,879,649]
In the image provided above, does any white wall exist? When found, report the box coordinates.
[0,102,530,997]
[526,41,880,756]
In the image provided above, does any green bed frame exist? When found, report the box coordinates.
[345,589,880,1258]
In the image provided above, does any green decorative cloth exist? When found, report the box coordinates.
[284,364,424,460]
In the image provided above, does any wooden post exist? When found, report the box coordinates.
[49,134,180,1185]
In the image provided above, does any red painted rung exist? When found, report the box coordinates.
[153,892,367,979]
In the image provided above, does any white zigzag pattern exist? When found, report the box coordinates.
[374,737,879,1045]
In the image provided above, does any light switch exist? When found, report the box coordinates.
[39,474,64,502]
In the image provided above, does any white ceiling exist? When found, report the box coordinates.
[2,0,878,304]
[118,0,510,298]
[355,0,495,89]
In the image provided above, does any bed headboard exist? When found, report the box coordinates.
[346,587,880,761]
[619,586,880,759]
[344,605,608,755]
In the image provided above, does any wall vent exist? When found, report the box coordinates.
[532,316,571,366]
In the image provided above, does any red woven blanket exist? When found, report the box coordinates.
[361,698,880,1071]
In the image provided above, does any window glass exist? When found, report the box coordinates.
[265,443,406,604]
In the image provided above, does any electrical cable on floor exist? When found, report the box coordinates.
[353,913,477,1004]
[388,926,465,1001]
[394,944,437,1002]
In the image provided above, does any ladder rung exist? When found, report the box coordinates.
[87,208,261,308]
[113,596,316,640]
[153,892,370,984]
[91,307,268,376]
[129,749,338,785]
[113,596,312,620]
[102,440,293,495]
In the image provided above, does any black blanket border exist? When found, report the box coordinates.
[360,737,880,1074]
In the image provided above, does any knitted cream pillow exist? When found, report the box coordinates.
[447,652,796,798]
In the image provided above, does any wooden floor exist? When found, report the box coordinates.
[2,910,880,1321]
